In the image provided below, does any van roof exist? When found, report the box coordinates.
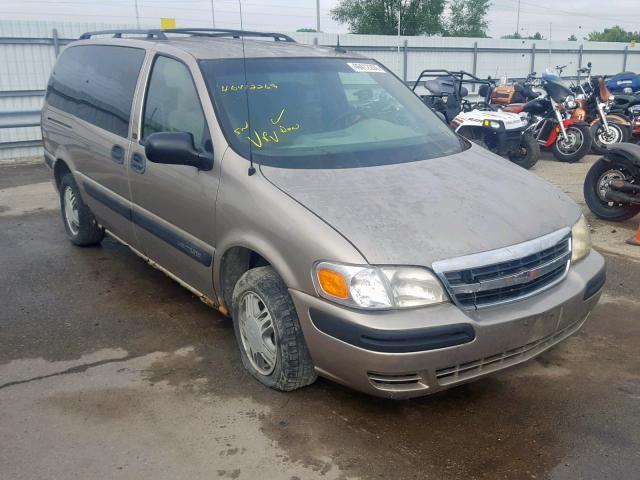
[76,29,355,61]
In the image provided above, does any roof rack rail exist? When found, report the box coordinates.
[79,28,295,43]
[163,28,296,42]
[79,29,167,40]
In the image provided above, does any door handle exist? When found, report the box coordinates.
[111,145,124,164]
[130,153,146,174]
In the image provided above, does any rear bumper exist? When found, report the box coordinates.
[291,250,605,399]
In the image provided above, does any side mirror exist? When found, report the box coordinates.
[145,132,213,170]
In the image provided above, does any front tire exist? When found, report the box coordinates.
[583,158,640,221]
[591,121,630,155]
[232,266,317,392]
[552,123,593,163]
[508,133,540,169]
[59,174,104,246]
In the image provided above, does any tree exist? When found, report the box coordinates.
[331,0,446,36]
[443,0,490,37]
[568,34,577,41]
[501,32,522,39]
[586,26,640,42]
[296,28,317,32]
[501,31,544,40]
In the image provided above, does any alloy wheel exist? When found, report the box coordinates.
[596,124,622,146]
[556,127,584,156]
[63,186,80,235]
[238,291,278,375]
[596,168,626,205]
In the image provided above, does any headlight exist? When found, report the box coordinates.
[314,262,448,309]
[564,95,577,109]
[483,119,502,129]
[571,214,592,263]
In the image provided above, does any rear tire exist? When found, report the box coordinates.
[591,121,630,155]
[508,133,540,169]
[59,174,104,246]
[552,123,593,163]
[232,266,317,392]
[583,158,640,221]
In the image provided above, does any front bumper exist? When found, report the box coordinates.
[290,250,605,399]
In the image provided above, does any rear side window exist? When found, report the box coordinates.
[46,45,145,137]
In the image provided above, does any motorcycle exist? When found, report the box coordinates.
[571,62,632,154]
[584,143,640,221]
[413,70,539,169]
[608,94,640,143]
[502,72,593,162]
[480,72,540,106]
[605,71,640,94]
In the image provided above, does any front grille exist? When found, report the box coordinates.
[435,230,571,310]
[503,129,525,141]
[435,316,585,386]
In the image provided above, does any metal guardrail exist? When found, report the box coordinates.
[0,111,40,129]
[0,139,42,150]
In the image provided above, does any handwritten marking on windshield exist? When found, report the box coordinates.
[234,121,249,136]
[220,83,278,93]
[233,108,301,149]
[271,108,285,125]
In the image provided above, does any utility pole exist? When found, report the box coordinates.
[397,1,403,73]
[397,6,401,49]
[134,0,140,28]
[516,0,521,35]
[210,0,216,28]
[316,0,320,32]
[548,22,552,66]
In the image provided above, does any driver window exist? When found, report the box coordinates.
[142,56,211,153]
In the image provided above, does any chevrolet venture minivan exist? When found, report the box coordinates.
[42,29,606,398]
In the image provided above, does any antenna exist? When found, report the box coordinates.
[238,0,256,176]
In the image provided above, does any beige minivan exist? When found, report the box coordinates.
[42,28,605,399]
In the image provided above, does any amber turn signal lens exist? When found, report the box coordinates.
[317,268,349,299]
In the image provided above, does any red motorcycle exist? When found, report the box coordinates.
[503,74,593,162]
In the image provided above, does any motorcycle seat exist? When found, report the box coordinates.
[424,79,444,96]
[502,104,525,113]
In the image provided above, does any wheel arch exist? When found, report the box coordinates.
[51,147,77,191]
[214,238,300,316]
[53,159,72,191]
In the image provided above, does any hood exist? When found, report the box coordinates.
[260,144,580,267]
[453,110,528,129]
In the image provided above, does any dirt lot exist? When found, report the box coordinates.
[1,155,639,480]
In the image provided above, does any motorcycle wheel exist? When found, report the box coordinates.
[583,157,640,221]
[507,133,540,169]
[552,123,593,163]
[591,121,630,155]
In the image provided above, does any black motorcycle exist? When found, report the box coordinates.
[608,94,640,143]
[584,143,640,221]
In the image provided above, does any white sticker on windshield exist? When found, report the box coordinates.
[347,62,385,73]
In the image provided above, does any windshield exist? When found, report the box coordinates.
[200,57,465,169]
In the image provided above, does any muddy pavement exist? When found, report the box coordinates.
[1,162,639,480]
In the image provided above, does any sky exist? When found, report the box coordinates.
[1,0,640,40]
